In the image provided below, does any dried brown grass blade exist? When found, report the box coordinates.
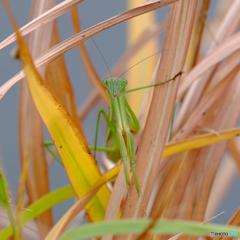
[17,1,55,237]
[177,32,240,101]
[70,7,110,106]
[0,0,178,100]
[190,0,211,68]
[227,207,240,225]
[173,64,240,141]
[115,2,198,239]
[18,79,37,209]
[175,50,240,134]
[18,2,39,213]
[228,139,240,172]
[207,52,240,94]
[0,0,84,51]
[45,19,85,136]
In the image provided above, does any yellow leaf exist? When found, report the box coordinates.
[4,2,110,221]
[163,128,240,158]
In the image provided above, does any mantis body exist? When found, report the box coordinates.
[93,72,183,196]
[94,77,141,195]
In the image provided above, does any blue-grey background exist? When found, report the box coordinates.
[0,0,238,231]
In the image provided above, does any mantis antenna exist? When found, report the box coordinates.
[118,50,171,78]
[80,21,172,81]
[80,21,169,80]
[80,20,112,79]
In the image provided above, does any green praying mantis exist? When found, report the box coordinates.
[91,71,183,196]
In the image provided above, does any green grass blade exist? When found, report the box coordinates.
[0,167,16,237]
[0,185,74,240]
[58,219,240,240]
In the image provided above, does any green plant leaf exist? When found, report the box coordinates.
[58,219,240,240]
[0,185,74,240]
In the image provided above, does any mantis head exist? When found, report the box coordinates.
[102,77,128,98]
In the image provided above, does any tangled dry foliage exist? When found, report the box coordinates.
[0,0,240,239]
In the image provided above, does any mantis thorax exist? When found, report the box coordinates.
[102,77,127,98]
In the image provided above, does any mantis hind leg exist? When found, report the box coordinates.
[125,130,140,195]
[115,131,131,188]
[126,130,146,214]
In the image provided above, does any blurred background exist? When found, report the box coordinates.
[0,0,238,229]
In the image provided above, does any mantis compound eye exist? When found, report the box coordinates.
[120,79,128,88]
[103,79,108,85]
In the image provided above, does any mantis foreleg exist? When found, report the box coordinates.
[94,108,117,158]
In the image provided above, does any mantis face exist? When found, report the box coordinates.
[102,77,128,98]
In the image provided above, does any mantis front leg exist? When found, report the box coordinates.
[93,108,117,157]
